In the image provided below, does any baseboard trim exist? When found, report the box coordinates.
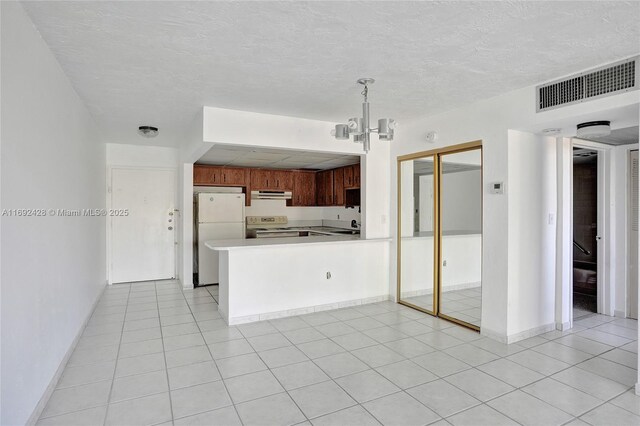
[506,323,556,344]
[614,309,626,318]
[227,294,390,325]
[480,326,508,344]
[25,282,107,426]
[556,321,571,331]
[636,383,640,396]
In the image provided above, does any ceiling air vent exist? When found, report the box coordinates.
[537,56,638,112]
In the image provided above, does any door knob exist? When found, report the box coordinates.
[168,226,173,230]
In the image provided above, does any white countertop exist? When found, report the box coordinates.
[205,235,390,251]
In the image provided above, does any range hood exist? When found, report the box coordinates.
[251,190,292,200]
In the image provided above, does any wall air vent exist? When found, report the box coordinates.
[537,56,638,112]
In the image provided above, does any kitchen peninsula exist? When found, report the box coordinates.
[206,235,390,325]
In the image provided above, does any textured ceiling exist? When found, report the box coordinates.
[197,145,360,170]
[21,1,640,147]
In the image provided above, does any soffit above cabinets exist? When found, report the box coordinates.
[196,145,360,170]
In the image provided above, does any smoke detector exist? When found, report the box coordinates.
[576,121,610,138]
[138,126,159,138]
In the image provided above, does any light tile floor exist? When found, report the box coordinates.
[38,280,639,426]
[403,287,482,327]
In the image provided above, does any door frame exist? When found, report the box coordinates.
[627,148,639,318]
[107,166,178,285]
[396,140,483,331]
[567,139,612,322]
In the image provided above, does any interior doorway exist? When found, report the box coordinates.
[572,148,599,319]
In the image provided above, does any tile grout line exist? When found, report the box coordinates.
[39,282,638,425]
[153,281,177,425]
[237,313,314,424]
[101,283,132,426]
[181,284,246,426]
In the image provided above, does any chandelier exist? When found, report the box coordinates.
[331,78,396,153]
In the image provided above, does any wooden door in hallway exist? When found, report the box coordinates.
[110,168,176,283]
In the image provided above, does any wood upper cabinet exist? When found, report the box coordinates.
[344,163,361,189]
[220,167,249,186]
[194,165,219,185]
[274,170,293,190]
[333,167,345,206]
[343,165,354,188]
[250,169,293,190]
[194,165,249,186]
[194,163,360,207]
[353,163,361,187]
[316,170,335,206]
[250,169,271,190]
[289,171,316,206]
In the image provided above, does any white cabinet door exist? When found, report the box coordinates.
[110,168,176,283]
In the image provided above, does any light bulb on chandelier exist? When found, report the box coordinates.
[331,78,396,153]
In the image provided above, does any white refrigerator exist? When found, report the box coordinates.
[196,192,245,285]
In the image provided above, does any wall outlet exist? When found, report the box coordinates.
[337,214,340,219]
[443,260,447,267]
[326,272,332,279]
[548,213,555,225]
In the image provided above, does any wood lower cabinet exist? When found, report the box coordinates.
[289,171,316,206]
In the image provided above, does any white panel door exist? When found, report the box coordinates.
[629,150,638,319]
[198,223,244,285]
[198,193,245,223]
[110,168,176,283]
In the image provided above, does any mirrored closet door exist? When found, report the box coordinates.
[397,142,482,331]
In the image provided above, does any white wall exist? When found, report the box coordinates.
[219,240,390,324]
[392,74,638,342]
[106,143,178,168]
[1,3,106,424]
[507,130,557,336]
